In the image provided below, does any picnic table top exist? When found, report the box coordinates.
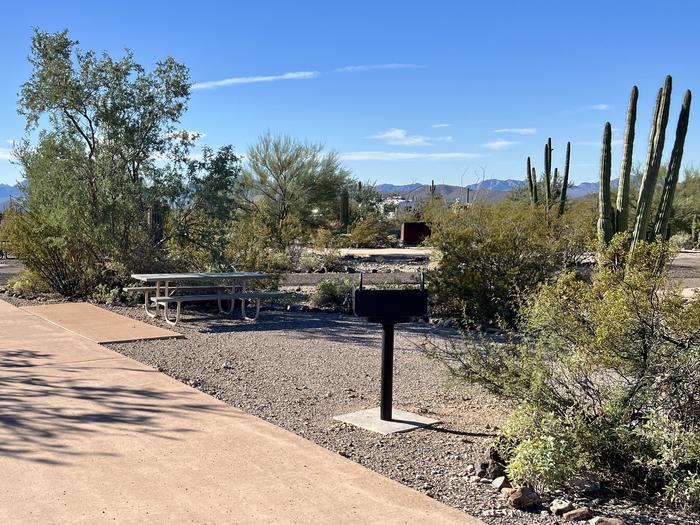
[131,272,273,282]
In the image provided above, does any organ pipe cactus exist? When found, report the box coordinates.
[630,75,672,252]
[558,142,570,216]
[615,86,638,233]
[544,139,552,205]
[598,123,614,244]
[526,139,568,211]
[595,76,692,255]
[652,89,692,241]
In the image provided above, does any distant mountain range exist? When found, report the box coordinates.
[0,184,22,211]
[377,178,610,202]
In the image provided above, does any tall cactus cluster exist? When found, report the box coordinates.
[526,138,570,215]
[597,75,692,250]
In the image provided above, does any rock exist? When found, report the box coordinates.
[476,462,489,478]
[468,475,481,483]
[590,518,625,525]
[344,266,356,273]
[465,464,476,476]
[550,498,575,516]
[491,476,510,490]
[500,487,516,496]
[508,487,541,509]
[569,476,601,495]
[563,506,594,521]
[485,460,506,480]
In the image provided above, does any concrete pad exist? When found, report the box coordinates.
[334,407,440,435]
[22,302,182,343]
[0,299,482,524]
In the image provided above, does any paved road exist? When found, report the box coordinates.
[0,299,480,524]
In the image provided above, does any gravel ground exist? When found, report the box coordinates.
[2,250,699,523]
[19,297,685,525]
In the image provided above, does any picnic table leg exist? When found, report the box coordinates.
[144,289,158,318]
[241,297,261,321]
[162,300,181,326]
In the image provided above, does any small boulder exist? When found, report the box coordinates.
[569,476,601,495]
[508,487,541,509]
[563,506,594,521]
[590,518,625,525]
[491,476,510,491]
[485,460,506,480]
[500,487,516,496]
[550,498,575,516]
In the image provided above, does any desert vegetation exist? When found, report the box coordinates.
[1,28,699,519]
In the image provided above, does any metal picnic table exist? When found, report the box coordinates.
[129,272,278,326]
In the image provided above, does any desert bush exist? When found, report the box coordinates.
[427,236,700,505]
[347,215,397,248]
[428,200,593,326]
[669,231,694,250]
[1,208,92,296]
[310,279,354,310]
[6,270,50,296]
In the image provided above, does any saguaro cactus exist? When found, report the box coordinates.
[598,123,614,244]
[615,86,638,233]
[430,180,437,197]
[630,75,672,251]
[652,89,692,241]
[531,166,538,205]
[558,142,571,216]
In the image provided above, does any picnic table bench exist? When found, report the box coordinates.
[129,272,284,326]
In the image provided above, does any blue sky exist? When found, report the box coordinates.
[1,0,698,187]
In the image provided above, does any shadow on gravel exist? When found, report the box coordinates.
[199,310,457,348]
[427,425,498,438]
[0,348,228,466]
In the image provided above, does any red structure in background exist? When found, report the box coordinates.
[400,222,431,246]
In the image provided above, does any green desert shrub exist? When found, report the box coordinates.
[669,231,694,250]
[428,200,594,327]
[427,236,700,506]
[310,278,354,310]
[6,270,51,296]
[347,216,396,248]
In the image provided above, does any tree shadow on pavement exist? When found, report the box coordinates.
[0,348,230,466]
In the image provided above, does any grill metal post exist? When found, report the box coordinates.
[380,323,395,421]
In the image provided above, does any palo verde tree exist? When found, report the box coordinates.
[7,29,195,293]
[236,132,351,248]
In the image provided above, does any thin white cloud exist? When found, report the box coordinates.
[368,128,452,146]
[0,148,15,161]
[431,123,451,128]
[192,71,320,90]
[482,139,517,150]
[334,63,424,73]
[493,128,536,135]
[584,104,610,110]
[341,151,481,161]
